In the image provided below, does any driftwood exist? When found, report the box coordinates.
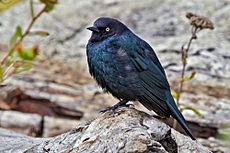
[0,107,210,153]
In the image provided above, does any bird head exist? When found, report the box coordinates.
[87,17,128,43]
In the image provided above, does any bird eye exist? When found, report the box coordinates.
[105,27,110,32]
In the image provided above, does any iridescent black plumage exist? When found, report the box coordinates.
[86,17,195,140]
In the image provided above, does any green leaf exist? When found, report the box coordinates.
[9,52,20,64]
[29,31,49,37]
[15,62,32,74]
[181,70,196,82]
[172,91,180,100]
[0,65,3,82]
[30,0,35,18]
[10,26,23,46]
[0,0,22,12]
[40,0,58,12]
[180,105,202,117]
[18,48,37,61]
[45,3,54,12]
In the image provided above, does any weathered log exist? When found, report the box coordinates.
[0,107,210,153]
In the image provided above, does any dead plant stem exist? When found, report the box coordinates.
[0,6,47,65]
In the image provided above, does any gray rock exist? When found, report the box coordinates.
[0,110,42,137]
[0,107,211,153]
[0,0,229,151]
[0,0,229,85]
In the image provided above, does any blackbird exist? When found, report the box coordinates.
[86,17,195,140]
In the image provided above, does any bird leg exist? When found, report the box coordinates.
[100,100,129,113]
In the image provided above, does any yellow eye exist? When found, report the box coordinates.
[105,27,110,32]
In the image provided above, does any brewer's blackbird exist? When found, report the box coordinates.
[86,17,195,140]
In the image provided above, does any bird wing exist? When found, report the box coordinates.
[125,36,195,139]
[115,33,171,116]
[111,32,171,116]
[130,47,171,116]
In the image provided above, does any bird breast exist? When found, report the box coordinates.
[87,44,140,99]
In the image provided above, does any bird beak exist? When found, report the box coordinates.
[87,26,100,33]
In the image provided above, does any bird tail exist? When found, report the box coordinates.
[166,91,196,140]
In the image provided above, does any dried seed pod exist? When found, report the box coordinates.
[186,12,214,30]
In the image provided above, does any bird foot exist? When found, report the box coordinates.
[100,100,129,113]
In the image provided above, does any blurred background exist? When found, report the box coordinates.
[0,0,229,152]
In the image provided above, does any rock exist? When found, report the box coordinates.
[0,0,229,150]
[199,137,230,153]
[0,107,211,153]
[0,110,42,136]
[0,0,229,86]
[43,116,79,137]
[0,59,116,137]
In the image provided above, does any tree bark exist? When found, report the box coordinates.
[0,107,210,153]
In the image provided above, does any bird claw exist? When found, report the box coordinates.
[99,106,118,113]
[99,100,131,113]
